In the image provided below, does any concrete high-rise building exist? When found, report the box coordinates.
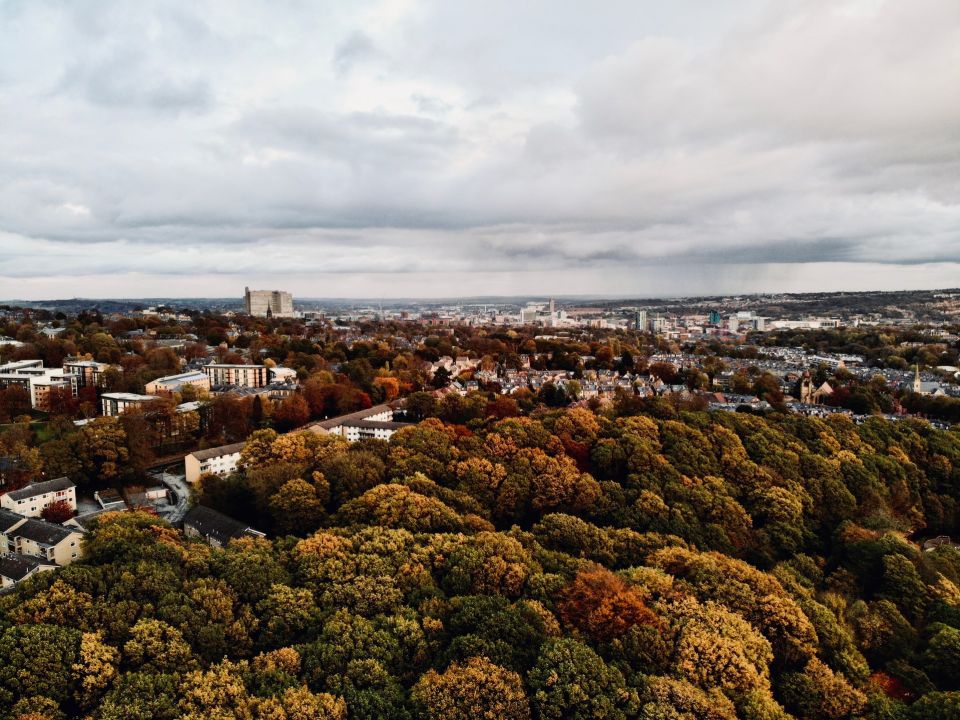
[244,287,294,317]
[634,310,648,332]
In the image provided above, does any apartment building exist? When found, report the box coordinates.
[62,358,112,388]
[0,477,76,518]
[184,442,245,484]
[145,370,211,395]
[0,360,78,411]
[308,404,410,442]
[203,364,268,389]
[101,392,160,416]
[0,508,84,565]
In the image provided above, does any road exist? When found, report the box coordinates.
[152,467,191,526]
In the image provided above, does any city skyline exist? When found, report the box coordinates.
[1,0,958,298]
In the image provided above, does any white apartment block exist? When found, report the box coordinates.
[0,477,76,518]
[0,360,78,411]
[184,442,246,484]
[308,404,410,442]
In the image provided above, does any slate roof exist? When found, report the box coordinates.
[184,505,262,545]
[348,420,411,430]
[0,553,48,582]
[6,477,74,502]
[12,518,77,546]
[190,442,246,462]
[308,404,395,430]
[67,510,112,531]
[0,508,25,533]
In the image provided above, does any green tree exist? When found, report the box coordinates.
[528,638,636,720]
[0,624,81,707]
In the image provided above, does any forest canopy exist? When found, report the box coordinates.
[2,406,960,719]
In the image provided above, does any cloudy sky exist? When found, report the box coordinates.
[1,0,958,299]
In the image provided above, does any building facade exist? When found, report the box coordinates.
[0,477,76,518]
[0,360,78,411]
[0,509,84,565]
[244,287,294,317]
[203,364,268,389]
[145,371,211,396]
[184,442,246,484]
[101,393,159,417]
[63,359,112,389]
[308,404,411,442]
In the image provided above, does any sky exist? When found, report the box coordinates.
[0,0,958,300]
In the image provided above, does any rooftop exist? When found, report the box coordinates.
[308,403,396,431]
[12,518,77,546]
[189,442,246,462]
[150,371,208,383]
[0,508,25,533]
[0,553,49,582]
[102,392,159,402]
[6,476,74,501]
[184,505,263,545]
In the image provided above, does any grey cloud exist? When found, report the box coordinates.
[0,0,958,297]
[332,31,377,74]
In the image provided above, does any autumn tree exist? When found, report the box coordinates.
[556,567,659,642]
[412,657,529,720]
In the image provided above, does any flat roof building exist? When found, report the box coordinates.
[202,364,268,389]
[145,371,211,396]
[0,360,78,411]
[101,392,160,417]
[63,359,112,389]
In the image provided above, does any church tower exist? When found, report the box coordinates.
[799,371,813,404]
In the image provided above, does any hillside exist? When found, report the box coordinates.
[1,407,960,719]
